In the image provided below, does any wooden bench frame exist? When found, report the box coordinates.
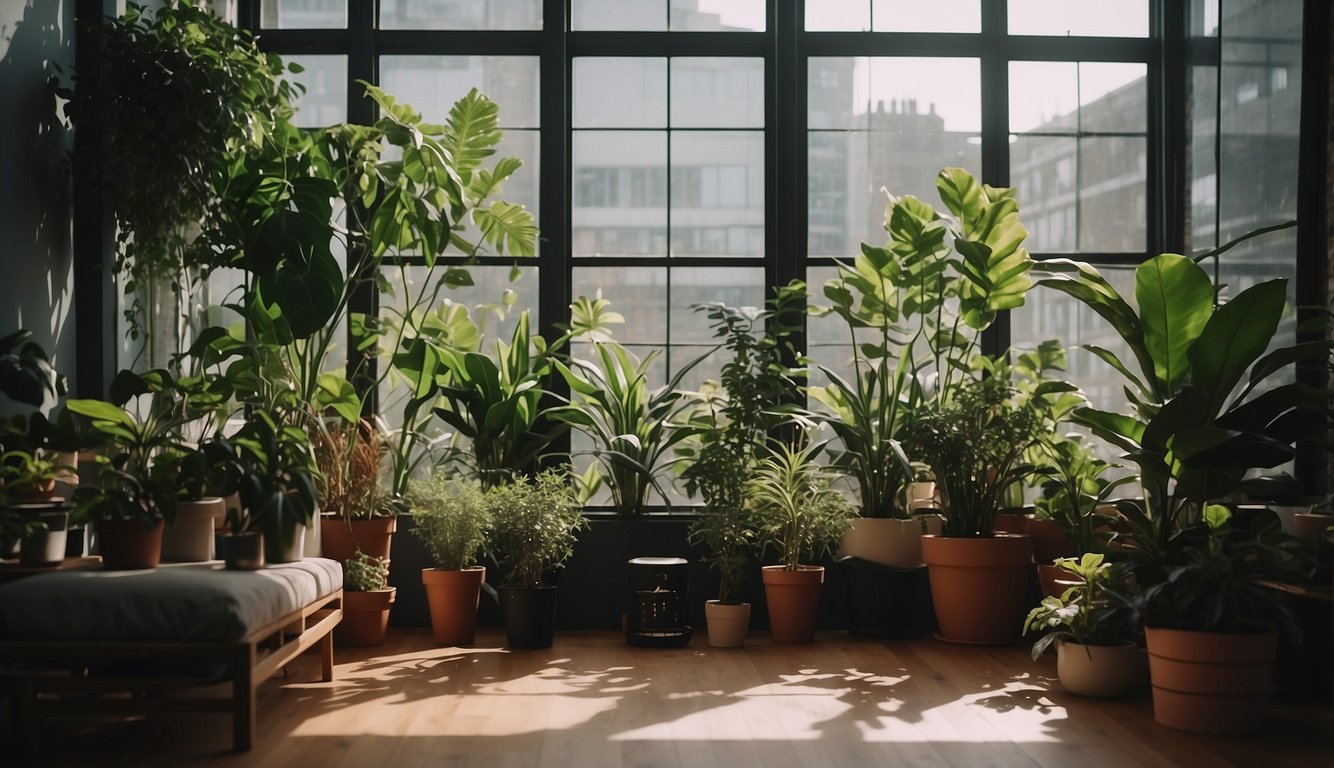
[0,589,342,752]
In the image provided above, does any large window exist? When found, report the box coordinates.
[236,0,1307,501]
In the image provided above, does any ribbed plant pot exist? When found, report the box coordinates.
[1056,641,1143,698]
[422,566,486,646]
[499,585,559,649]
[704,601,751,648]
[162,497,225,562]
[1145,627,1277,735]
[264,523,306,564]
[96,517,164,571]
[339,588,397,646]
[839,515,943,568]
[922,534,1033,644]
[219,532,264,570]
[19,508,69,567]
[761,565,825,643]
[321,515,397,563]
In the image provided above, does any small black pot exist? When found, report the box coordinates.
[499,585,558,649]
[219,532,264,570]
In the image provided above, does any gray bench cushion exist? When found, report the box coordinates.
[0,558,343,643]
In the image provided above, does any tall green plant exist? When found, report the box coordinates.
[747,439,855,570]
[810,168,1034,518]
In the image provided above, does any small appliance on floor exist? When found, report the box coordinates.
[625,556,692,647]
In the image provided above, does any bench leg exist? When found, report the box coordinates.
[321,625,334,683]
[232,644,256,752]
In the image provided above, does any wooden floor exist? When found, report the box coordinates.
[9,629,1333,768]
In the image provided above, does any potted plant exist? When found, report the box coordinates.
[907,375,1043,643]
[1024,553,1141,698]
[1037,242,1329,733]
[748,440,855,643]
[315,419,396,564]
[217,411,319,566]
[681,287,802,647]
[408,475,491,646]
[487,470,586,648]
[1,450,75,566]
[339,550,396,647]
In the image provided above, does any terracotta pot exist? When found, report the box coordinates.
[7,479,57,502]
[761,565,824,643]
[993,513,1031,536]
[219,532,264,570]
[162,497,225,562]
[1056,641,1143,698]
[1145,627,1276,735]
[339,587,397,646]
[1027,517,1077,563]
[1293,513,1332,546]
[96,517,164,570]
[922,534,1033,644]
[705,600,751,648]
[839,515,943,568]
[1037,563,1081,598]
[422,566,486,646]
[320,514,397,563]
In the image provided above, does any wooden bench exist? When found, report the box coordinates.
[0,558,343,752]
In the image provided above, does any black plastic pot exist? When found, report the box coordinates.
[837,556,936,638]
[499,585,558,649]
[219,532,264,570]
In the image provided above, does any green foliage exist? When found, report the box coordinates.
[747,439,855,570]
[59,1,298,344]
[487,470,586,587]
[905,376,1043,537]
[0,449,73,502]
[345,550,390,592]
[809,168,1034,518]
[407,475,491,571]
[1024,553,1137,660]
[552,339,706,515]
[208,411,319,550]
[0,330,66,408]
[681,283,804,601]
[1032,435,1134,555]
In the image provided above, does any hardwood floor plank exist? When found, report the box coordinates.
[7,629,1330,768]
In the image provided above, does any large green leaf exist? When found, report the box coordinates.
[1134,253,1213,396]
[1188,278,1285,415]
[442,88,502,180]
[474,200,538,258]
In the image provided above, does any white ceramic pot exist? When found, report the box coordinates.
[1056,641,1144,698]
[161,497,226,562]
[839,515,943,568]
[705,600,751,648]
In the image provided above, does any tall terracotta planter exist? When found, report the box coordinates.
[922,534,1033,644]
[1144,627,1277,735]
[321,515,397,563]
[1027,517,1076,563]
[340,587,397,646]
[1037,563,1081,598]
[96,517,164,570]
[761,565,824,643]
[422,566,485,646]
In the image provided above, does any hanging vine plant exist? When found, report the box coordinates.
[59,1,299,345]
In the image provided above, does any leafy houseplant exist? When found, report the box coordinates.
[487,470,586,648]
[0,450,71,502]
[59,1,297,356]
[747,440,854,643]
[218,411,319,565]
[1024,553,1141,698]
[340,550,396,647]
[314,420,395,564]
[408,475,492,645]
[681,285,803,647]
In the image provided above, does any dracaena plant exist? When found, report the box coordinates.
[808,168,1034,519]
[748,439,855,571]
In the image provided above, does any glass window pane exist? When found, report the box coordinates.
[872,0,979,32]
[573,132,668,257]
[668,267,765,344]
[1010,136,1078,252]
[285,55,346,126]
[670,58,764,128]
[380,56,540,129]
[1008,0,1148,37]
[806,0,870,31]
[261,0,346,28]
[380,0,542,30]
[671,132,764,257]
[493,129,541,231]
[573,0,666,31]
[571,267,667,344]
[808,132,871,260]
[867,58,981,133]
[671,0,765,31]
[1010,62,1078,134]
[1079,63,1148,133]
[1079,137,1146,252]
[808,58,865,130]
[1188,65,1219,254]
[573,58,667,128]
